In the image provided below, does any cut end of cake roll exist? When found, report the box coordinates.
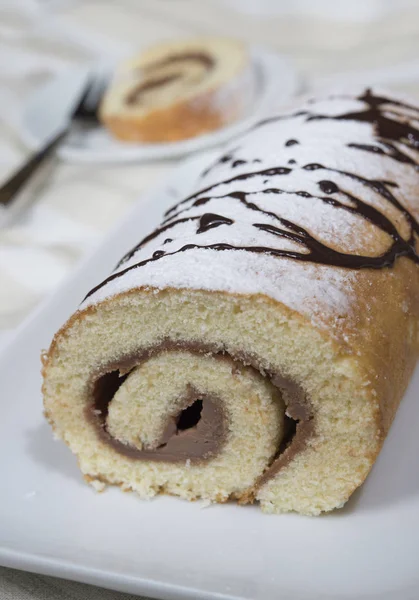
[43,287,383,515]
[99,37,254,143]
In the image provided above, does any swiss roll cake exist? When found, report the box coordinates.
[43,89,419,515]
[99,37,254,143]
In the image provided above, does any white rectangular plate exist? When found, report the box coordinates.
[0,155,419,600]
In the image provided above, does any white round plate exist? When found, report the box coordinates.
[18,48,299,164]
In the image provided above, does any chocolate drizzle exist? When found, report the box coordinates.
[308,89,419,154]
[164,166,293,217]
[232,159,247,168]
[201,151,236,177]
[116,213,234,268]
[347,143,419,168]
[302,162,419,239]
[117,216,200,267]
[201,152,262,178]
[84,89,419,302]
[197,213,234,233]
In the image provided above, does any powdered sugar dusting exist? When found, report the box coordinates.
[84,248,356,324]
[81,89,419,331]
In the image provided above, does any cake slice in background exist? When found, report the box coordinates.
[100,37,255,143]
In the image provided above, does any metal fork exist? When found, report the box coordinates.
[0,75,107,212]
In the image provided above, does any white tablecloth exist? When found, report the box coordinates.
[1,0,419,597]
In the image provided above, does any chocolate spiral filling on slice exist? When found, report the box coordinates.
[126,73,183,105]
[125,51,215,106]
[144,52,216,72]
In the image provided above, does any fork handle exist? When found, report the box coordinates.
[0,127,68,207]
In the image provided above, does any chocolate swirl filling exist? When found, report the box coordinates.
[88,342,312,476]
[125,51,215,106]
